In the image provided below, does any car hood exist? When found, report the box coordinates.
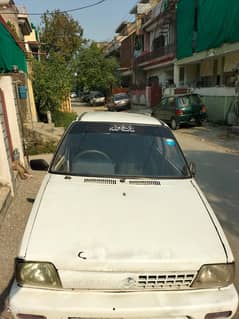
[22,175,228,272]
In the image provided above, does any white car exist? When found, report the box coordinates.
[9,112,238,318]
[89,92,105,106]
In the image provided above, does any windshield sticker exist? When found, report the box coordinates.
[165,139,176,147]
[109,124,135,133]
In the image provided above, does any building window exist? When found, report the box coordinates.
[148,76,159,86]
[179,67,185,84]
[153,35,165,51]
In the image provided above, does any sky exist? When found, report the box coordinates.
[15,0,137,41]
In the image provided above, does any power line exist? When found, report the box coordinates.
[1,0,107,16]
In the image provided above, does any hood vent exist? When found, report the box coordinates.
[84,178,117,185]
[129,180,161,186]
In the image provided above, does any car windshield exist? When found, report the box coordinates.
[189,94,202,104]
[50,122,190,179]
[114,93,129,101]
[96,93,104,98]
[178,94,202,107]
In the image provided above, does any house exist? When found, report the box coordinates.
[175,0,239,123]
[110,0,239,122]
[132,0,177,106]
[0,0,37,199]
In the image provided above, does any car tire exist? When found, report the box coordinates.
[171,118,178,130]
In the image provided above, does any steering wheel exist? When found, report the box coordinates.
[74,150,113,163]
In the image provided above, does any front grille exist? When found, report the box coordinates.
[137,272,196,290]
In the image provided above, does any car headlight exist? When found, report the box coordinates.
[192,263,235,289]
[16,259,62,289]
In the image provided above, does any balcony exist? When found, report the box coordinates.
[135,43,176,66]
[142,0,178,29]
[17,5,32,35]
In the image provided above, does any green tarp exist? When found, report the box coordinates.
[176,0,195,59]
[177,0,239,59]
[196,0,239,52]
[0,22,27,73]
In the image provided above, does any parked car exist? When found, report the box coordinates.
[70,92,77,99]
[81,91,90,103]
[9,112,238,318]
[152,93,207,129]
[107,93,131,111]
[88,91,105,106]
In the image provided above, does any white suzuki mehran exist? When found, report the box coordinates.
[9,112,238,319]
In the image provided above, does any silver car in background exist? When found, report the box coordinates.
[107,93,131,111]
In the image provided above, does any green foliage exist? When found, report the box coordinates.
[27,140,57,155]
[32,52,72,114]
[7,20,17,38]
[74,43,119,92]
[40,10,84,61]
[32,10,84,115]
[52,111,77,128]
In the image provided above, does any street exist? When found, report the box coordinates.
[175,128,239,289]
[0,106,239,317]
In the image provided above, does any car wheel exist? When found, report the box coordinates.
[171,118,178,130]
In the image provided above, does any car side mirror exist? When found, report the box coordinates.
[189,161,196,177]
[30,159,49,171]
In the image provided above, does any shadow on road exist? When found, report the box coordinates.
[0,275,14,317]
[179,123,239,153]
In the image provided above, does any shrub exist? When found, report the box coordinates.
[52,111,77,128]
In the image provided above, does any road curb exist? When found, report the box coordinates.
[0,186,12,226]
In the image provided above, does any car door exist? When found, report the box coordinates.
[165,97,176,121]
[153,98,168,121]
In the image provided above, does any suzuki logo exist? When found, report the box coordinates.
[122,277,136,289]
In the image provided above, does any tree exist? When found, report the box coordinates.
[32,52,72,114]
[40,10,84,61]
[32,10,84,118]
[74,43,119,92]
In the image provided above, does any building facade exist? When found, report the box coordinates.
[109,0,239,122]
[0,0,38,195]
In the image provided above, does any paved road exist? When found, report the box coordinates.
[175,128,239,291]
[0,106,238,317]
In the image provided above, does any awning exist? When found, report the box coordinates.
[0,22,27,73]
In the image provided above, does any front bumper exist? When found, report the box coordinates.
[9,282,238,319]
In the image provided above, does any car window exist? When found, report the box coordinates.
[160,98,168,108]
[189,94,202,104]
[178,96,190,107]
[96,93,104,98]
[168,97,176,107]
[114,93,129,100]
[50,122,190,179]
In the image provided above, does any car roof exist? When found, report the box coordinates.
[163,93,199,98]
[80,111,163,126]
